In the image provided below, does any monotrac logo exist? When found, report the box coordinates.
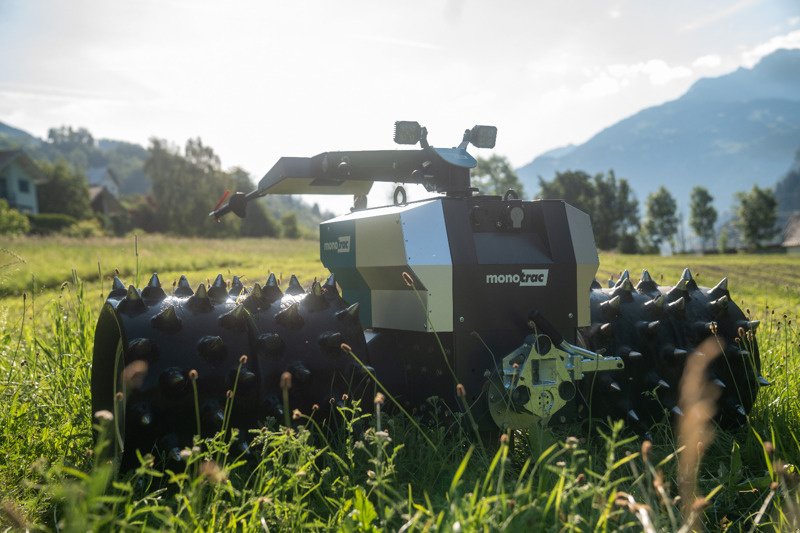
[323,235,351,253]
[486,269,549,287]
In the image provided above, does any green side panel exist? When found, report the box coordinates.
[320,219,372,327]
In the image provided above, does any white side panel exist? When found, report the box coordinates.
[564,204,599,327]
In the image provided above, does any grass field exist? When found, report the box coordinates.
[0,235,798,531]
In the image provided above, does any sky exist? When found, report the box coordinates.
[1,0,799,213]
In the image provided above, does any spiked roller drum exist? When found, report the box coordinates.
[581,268,765,432]
[91,272,370,469]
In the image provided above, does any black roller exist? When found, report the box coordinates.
[91,272,370,470]
[580,269,761,430]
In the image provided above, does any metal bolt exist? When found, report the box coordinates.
[459,316,465,323]
[559,415,566,423]
[568,313,574,319]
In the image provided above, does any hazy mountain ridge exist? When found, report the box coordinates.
[518,49,800,213]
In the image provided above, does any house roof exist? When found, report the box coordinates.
[783,213,800,248]
[0,149,47,184]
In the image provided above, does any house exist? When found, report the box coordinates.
[783,213,800,255]
[86,166,120,197]
[89,185,124,216]
[0,150,47,214]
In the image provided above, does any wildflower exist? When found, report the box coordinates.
[123,360,149,389]
[239,354,248,364]
[292,409,303,421]
[179,448,192,459]
[641,440,652,462]
[456,383,466,398]
[366,470,376,479]
[280,372,292,390]
[374,392,385,406]
[188,369,198,381]
[199,461,227,484]
[341,394,349,402]
[340,342,352,352]
[94,410,114,422]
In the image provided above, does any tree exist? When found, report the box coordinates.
[47,126,94,148]
[473,155,525,197]
[281,212,300,239]
[591,171,639,250]
[734,185,778,250]
[641,186,678,253]
[0,199,30,235]
[689,186,717,253]
[37,161,92,220]
[538,170,639,251]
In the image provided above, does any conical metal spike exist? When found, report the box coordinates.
[147,272,161,289]
[152,304,182,332]
[668,278,688,298]
[707,277,728,297]
[657,379,671,389]
[627,409,640,423]
[323,273,339,296]
[336,302,361,321]
[609,381,622,392]
[257,333,284,356]
[627,350,643,360]
[289,361,311,383]
[208,274,229,303]
[709,295,729,313]
[681,268,693,283]
[219,304,248,331]
[736,405,747,417]
[229,276,245,297]
[275,301,303,327]
[175,275,193,297]
[188,283,213,311]
[140,412,152,426]
[126,285,141,301]
[673,348,688,359]
[643,294,664,313]
[599,322,613,336]
[738,320,760,332]
[615,270,630,286]
[637,320,660,335]
[600,295,621,315]
[262,275,283,303]
[591,278,602,290]
[160,367,187,394]
[607,278,615,288]
[757,375,772,387]
[712,378,726,389]
[142,273,167,301]
[237,368,257,390]
[311,280,323,297]
[243,283,264,311]
[119,285,146,314]
[286,275,305,296]
[667,296,685,314]
[319,331,344,351]
[671,406,684,417]
[197,335,227,363]
[128,337,155,360]
[109,276,127,298]
[636,269,658,292]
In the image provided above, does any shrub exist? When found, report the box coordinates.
[0,199,31,235]
[27,213,78,235]
[62,218,106,238]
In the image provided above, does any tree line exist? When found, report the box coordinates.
[471,156,780,253]
[1,131,313,239]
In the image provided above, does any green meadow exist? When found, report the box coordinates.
[0,235,798,531]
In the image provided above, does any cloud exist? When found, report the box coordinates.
[741,29,800,66]
[681,0,763,31]
[607,59,692,86]
[790,16,800,27]
[692,54,722,69]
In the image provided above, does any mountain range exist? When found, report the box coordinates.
[518,48,800,215]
